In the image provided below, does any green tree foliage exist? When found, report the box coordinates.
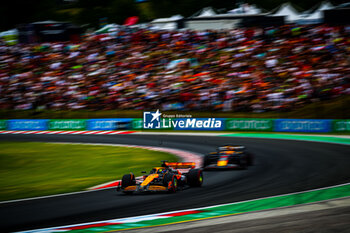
[109,0,140,25]
[75,0,139,28]
[0,0,58,30]
[0,0,349,31]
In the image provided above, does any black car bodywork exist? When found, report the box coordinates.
[203,145,253,169]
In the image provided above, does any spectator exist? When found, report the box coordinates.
[0,24,349,113]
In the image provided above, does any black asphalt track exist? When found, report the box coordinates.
[0,134,349,232]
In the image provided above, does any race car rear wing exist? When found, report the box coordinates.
[218,146,245,151]
[165,162,195,169]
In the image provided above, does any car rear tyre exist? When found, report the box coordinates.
[121,173,135,188]
[187,169,203,187]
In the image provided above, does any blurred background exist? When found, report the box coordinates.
[0,0,349,119]
[1,0,350,30]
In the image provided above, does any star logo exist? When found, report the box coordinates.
[143,109,162,129]
[150,109,162,122]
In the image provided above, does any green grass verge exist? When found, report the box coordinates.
[1,96,349,119]
[0,142,178,202]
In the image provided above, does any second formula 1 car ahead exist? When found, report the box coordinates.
[203,145,254,170]
[118,161,203,194]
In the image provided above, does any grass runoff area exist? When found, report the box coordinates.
[0,142,178,202]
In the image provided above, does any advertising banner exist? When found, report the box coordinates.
[274,119,332,132]
[333,120,350,132]
[132,118,143,130]
[226,118,273,131]
[87,119,133,130]
[7,119,48,130]
[0,120,6,130]
[49,119,86,130]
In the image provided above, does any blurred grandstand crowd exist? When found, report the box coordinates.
[0,24,349,112]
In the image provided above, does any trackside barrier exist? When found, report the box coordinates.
[0,119,349,132]
[132,118,143,130]
[0,120,6,130]
[274,119,332,133]
[333,120,350,132]
[86,118,133,130]
[7,119,49,130]
[226,118,273,131]
[49,119,86,130]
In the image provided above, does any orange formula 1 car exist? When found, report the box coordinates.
[117,161,203,194]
